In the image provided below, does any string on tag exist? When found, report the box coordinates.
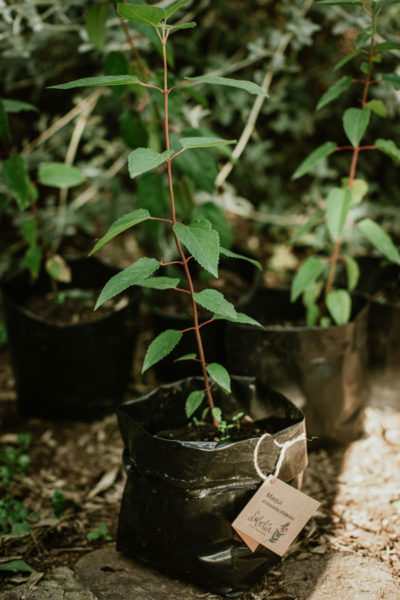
[253,432,306,481]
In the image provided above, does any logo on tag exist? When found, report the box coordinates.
[232,478,320,556]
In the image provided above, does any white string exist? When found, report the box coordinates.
[253,432,306,481]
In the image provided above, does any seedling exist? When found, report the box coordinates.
[51,1,266,431]
[290,0,400,326]
[87,521,112,541]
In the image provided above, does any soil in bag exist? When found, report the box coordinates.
[225,287,369,446]
[116,376,307,596]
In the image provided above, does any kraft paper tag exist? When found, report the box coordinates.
[232,478,320,556]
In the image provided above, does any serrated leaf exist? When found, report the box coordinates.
[185,390,204,418]
[186,75,268,97]
[292,141,337,180]
[192,202,233,249]
[180,136,236,149]
[326,188,352,241]
[193,289,236,319]
[117,3,165,26]
[0,99,11,142]
[358,218,400,265]
[0,560,34,573]
[49,75,141,90]
[345,256,360,290]
[375,139,400,163]
[90,209,151,255]
[139,276,180,290]
[343,108,370,147]
[212,407,222,424]
[218,311,263,328]
[95,257,160,310]
[2,155,36,210]
[382,74,400,90]
[219,247,262,270]
[317,76,352,110]
[377,41,400,51]
[175,353,197,362]
[142,329,183,373]
[334,49,363,72]
[85,3,108,51]
[174,219,220,277]
[289,212,324,245]
[46,255,72,283]
[128,148,174,179]
[38,163,86,188]
[206,363,231,394]
[165,0,191,18]
[291,257,324,302]
[2,99,38,113]
[365,99,387,118]
[326,290,351,326]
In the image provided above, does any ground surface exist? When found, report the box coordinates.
[0,346,399,599]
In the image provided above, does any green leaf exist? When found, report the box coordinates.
[117,3,166,26]
[192,202,233,249]
[326,188,352,241]
[0,560,34,573]
[166,22,197,33]
[212,407,222,424]
[193,289,237,319]
[137,173,165,241]
[334,49,363,72]
[186,75,268,97]
[165,0,191,18]
[49,75,141,90]
[219,247,262,270]
[345,256,360,290]
[292,141,337,180]
[358,218,400,265]
[85,3,108,51]
[316,0,362,5]
[365,99,387,118]
[173,144,217,193]
[291,257,324,302]
[95,257,160,310]
[90,209,151,255]
[213,312,263,328]
[119,109,148,149]
[38,163,86,188]
[317,76,352,111]
[342,178,369,206]
[22,218,37,246]
[377,41,400,51]
[25,245,42,277]
[104,51,130,99]
[326,290,351,326]
[343,108,370,147]
[185,390,204,418]
[2,99,38,113]
[128,148,175,179]
[289,213,324,245]
[0,99,11,142]
[142,329,183,373]
[139,276,180,290]
[382,74,400,90]
[46,255,72,283]
[375,139,400,163]
[175,353,197,362]
[2,155,35,210]
[173,219,220,277]
[180,136,236,149]
[206,363,231,394]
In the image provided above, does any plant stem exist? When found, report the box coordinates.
[160,28,216,421]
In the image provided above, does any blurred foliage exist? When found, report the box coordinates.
[0,0,399,273]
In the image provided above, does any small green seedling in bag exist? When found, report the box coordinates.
[51,1,266,434]
[290,0,400,326]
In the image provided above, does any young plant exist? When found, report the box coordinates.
[51,1,265,430]
[290,0,400,326]
[0,99,87,286]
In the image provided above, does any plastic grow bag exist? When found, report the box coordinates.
[1,256,140,419]
[116,376,307,596]
[225,287,369,446]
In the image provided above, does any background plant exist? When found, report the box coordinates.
[288,0,400,327]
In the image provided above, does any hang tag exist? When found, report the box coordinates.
[232,477,320,556]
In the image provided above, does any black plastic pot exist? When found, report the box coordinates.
[225,287,369,446]
[1,257,140,419]
[116,376,307,596]
[148,254,261,382]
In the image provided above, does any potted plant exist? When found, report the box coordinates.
[0,99,140,419]
[52,2,308,595]
[225,0,400,446]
